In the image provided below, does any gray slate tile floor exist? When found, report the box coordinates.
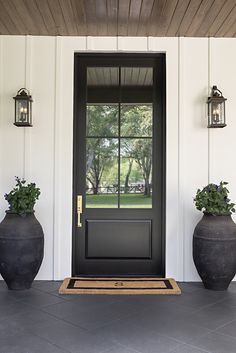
[0,281,236,353]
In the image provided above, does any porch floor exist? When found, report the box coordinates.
[0,281,236,353]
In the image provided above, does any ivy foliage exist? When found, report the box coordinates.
[4,177,40,214]
[194,181,235,215]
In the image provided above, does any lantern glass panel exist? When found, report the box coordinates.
[208,100,226,127]
[211,102,221,125]
[29,101,32,125]
[16,100,28,124]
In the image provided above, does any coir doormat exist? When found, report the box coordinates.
[59,277,181,295]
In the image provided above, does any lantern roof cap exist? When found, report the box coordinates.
[13,88,33,101]
[207,85,226,102]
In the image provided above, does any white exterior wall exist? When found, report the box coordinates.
[0,35,235,281]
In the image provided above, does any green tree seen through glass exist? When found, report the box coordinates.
[86,104,118,137]
[121,104,152,137]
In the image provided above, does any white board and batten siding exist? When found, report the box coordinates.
[0,36,236,281]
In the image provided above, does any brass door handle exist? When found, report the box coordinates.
[77,195,82,227]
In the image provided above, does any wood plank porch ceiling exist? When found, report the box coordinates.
[0,0,236,37]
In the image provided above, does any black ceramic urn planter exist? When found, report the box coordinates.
[193,213,236,290]
[0,212,44,290]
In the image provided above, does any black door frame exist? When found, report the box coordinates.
[72,53,166,276]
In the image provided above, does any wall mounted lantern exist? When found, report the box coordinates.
[207,86,226,128]
[13,88,33,127]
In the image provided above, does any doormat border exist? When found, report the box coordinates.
[59,277,181,295]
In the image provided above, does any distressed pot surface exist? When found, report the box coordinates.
[193,214,236,290]
[0,212,44,290]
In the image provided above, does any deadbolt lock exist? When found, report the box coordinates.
[77,195,82,227]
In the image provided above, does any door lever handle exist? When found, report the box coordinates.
[77,195,82,227]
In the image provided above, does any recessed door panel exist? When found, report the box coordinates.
[86,220,152,258]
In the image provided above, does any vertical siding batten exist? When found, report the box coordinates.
[24,35,32,181]
[178,37,185,281]
[208,37,212,184]
[53,36,62,280]
[0,36,3,223]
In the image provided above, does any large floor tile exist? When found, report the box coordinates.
[17,290,67,308]
[64,292,124,305]
[216,292,236,308]
[125,311,211,344]
[26,315,118,353]
[94,318,181,353]
[0,290,24,305]
[185,302,236,330]
[59,303,126,330]
[0,331,69,353]
[0,301,34,321]
[191,332,236,353]
[215,318,236,338]
[32,280,62,293]
[42,298,121,319]
[168,290,226,312]
[0,283,55,303]
[0,308,59,335]
[177,283,204,294]
[104,345,139,353]
[42,296,140,330]
[170,343,210,353]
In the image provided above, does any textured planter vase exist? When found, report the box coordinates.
[0,212,44,290]
[193,213,236,290]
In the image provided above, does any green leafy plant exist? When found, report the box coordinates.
[4,177,40,214]
[194,181,235,215]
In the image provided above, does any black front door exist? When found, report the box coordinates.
[73,54,166,276]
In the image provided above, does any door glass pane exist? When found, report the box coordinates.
[86,67,119,208]
[86,138,118,208]
[121,104,152,137]
[120,67,153,208]
[120,67,153,104]
[87,67,119,87]
[121,67,153,86]
[120,138,152,208]
[87,67,119,104]
[87,104,118,137]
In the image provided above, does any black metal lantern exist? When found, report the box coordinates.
[13,88,33,127]
[207,86,226,128]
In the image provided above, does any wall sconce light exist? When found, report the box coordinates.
[207,86,226,128]
[13,88,33,127]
